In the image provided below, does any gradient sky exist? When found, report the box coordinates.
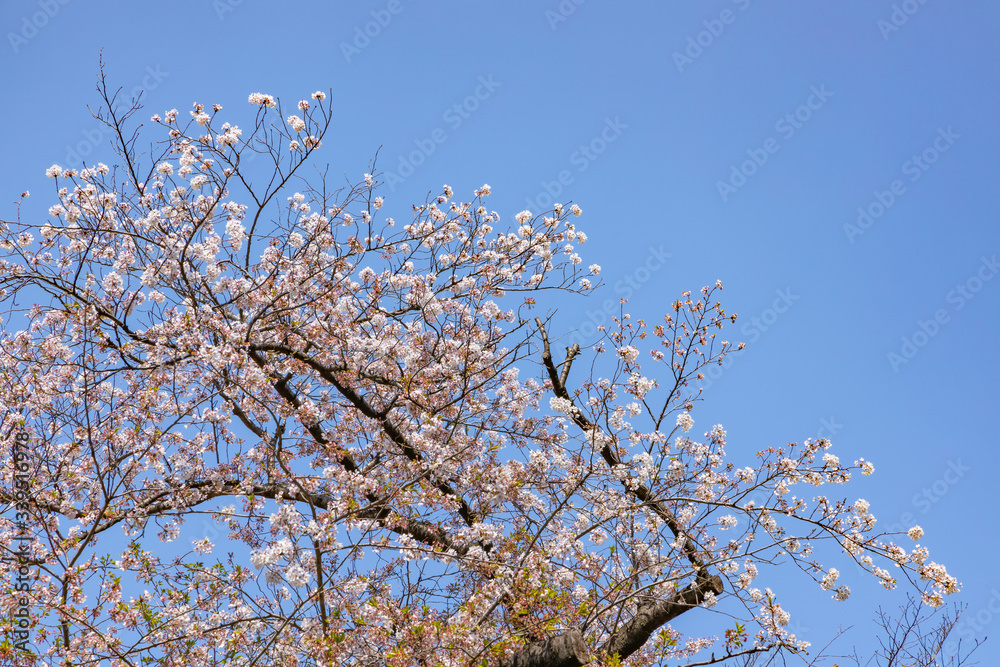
[3,0,998,662]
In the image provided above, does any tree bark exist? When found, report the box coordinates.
[501,630,590,667]
[601,574,724,660]
[501,574,724,667]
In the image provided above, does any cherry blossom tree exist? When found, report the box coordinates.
[0,73,962,666]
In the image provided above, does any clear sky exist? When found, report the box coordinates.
[2,0,998,662]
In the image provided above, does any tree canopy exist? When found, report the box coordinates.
[0,77,963,666]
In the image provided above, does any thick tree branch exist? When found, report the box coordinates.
[500,629,591,667]
[601,574,724,661]
[246,344,480,528]
[535,318,714,576]
[513,320,727,667]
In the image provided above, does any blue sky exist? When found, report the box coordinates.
[3,0,998,661]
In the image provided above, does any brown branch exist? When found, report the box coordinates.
[676,643,777,667]
[247,344,479,528]
[499,576,723,667]
[535,318,712,575]
[500,629,591,667]
[601,574,724,661]
[2,475,467,562]
[522,319,728,666]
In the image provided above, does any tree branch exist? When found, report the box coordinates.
[601,574,724,661]
[500,629,591,667]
